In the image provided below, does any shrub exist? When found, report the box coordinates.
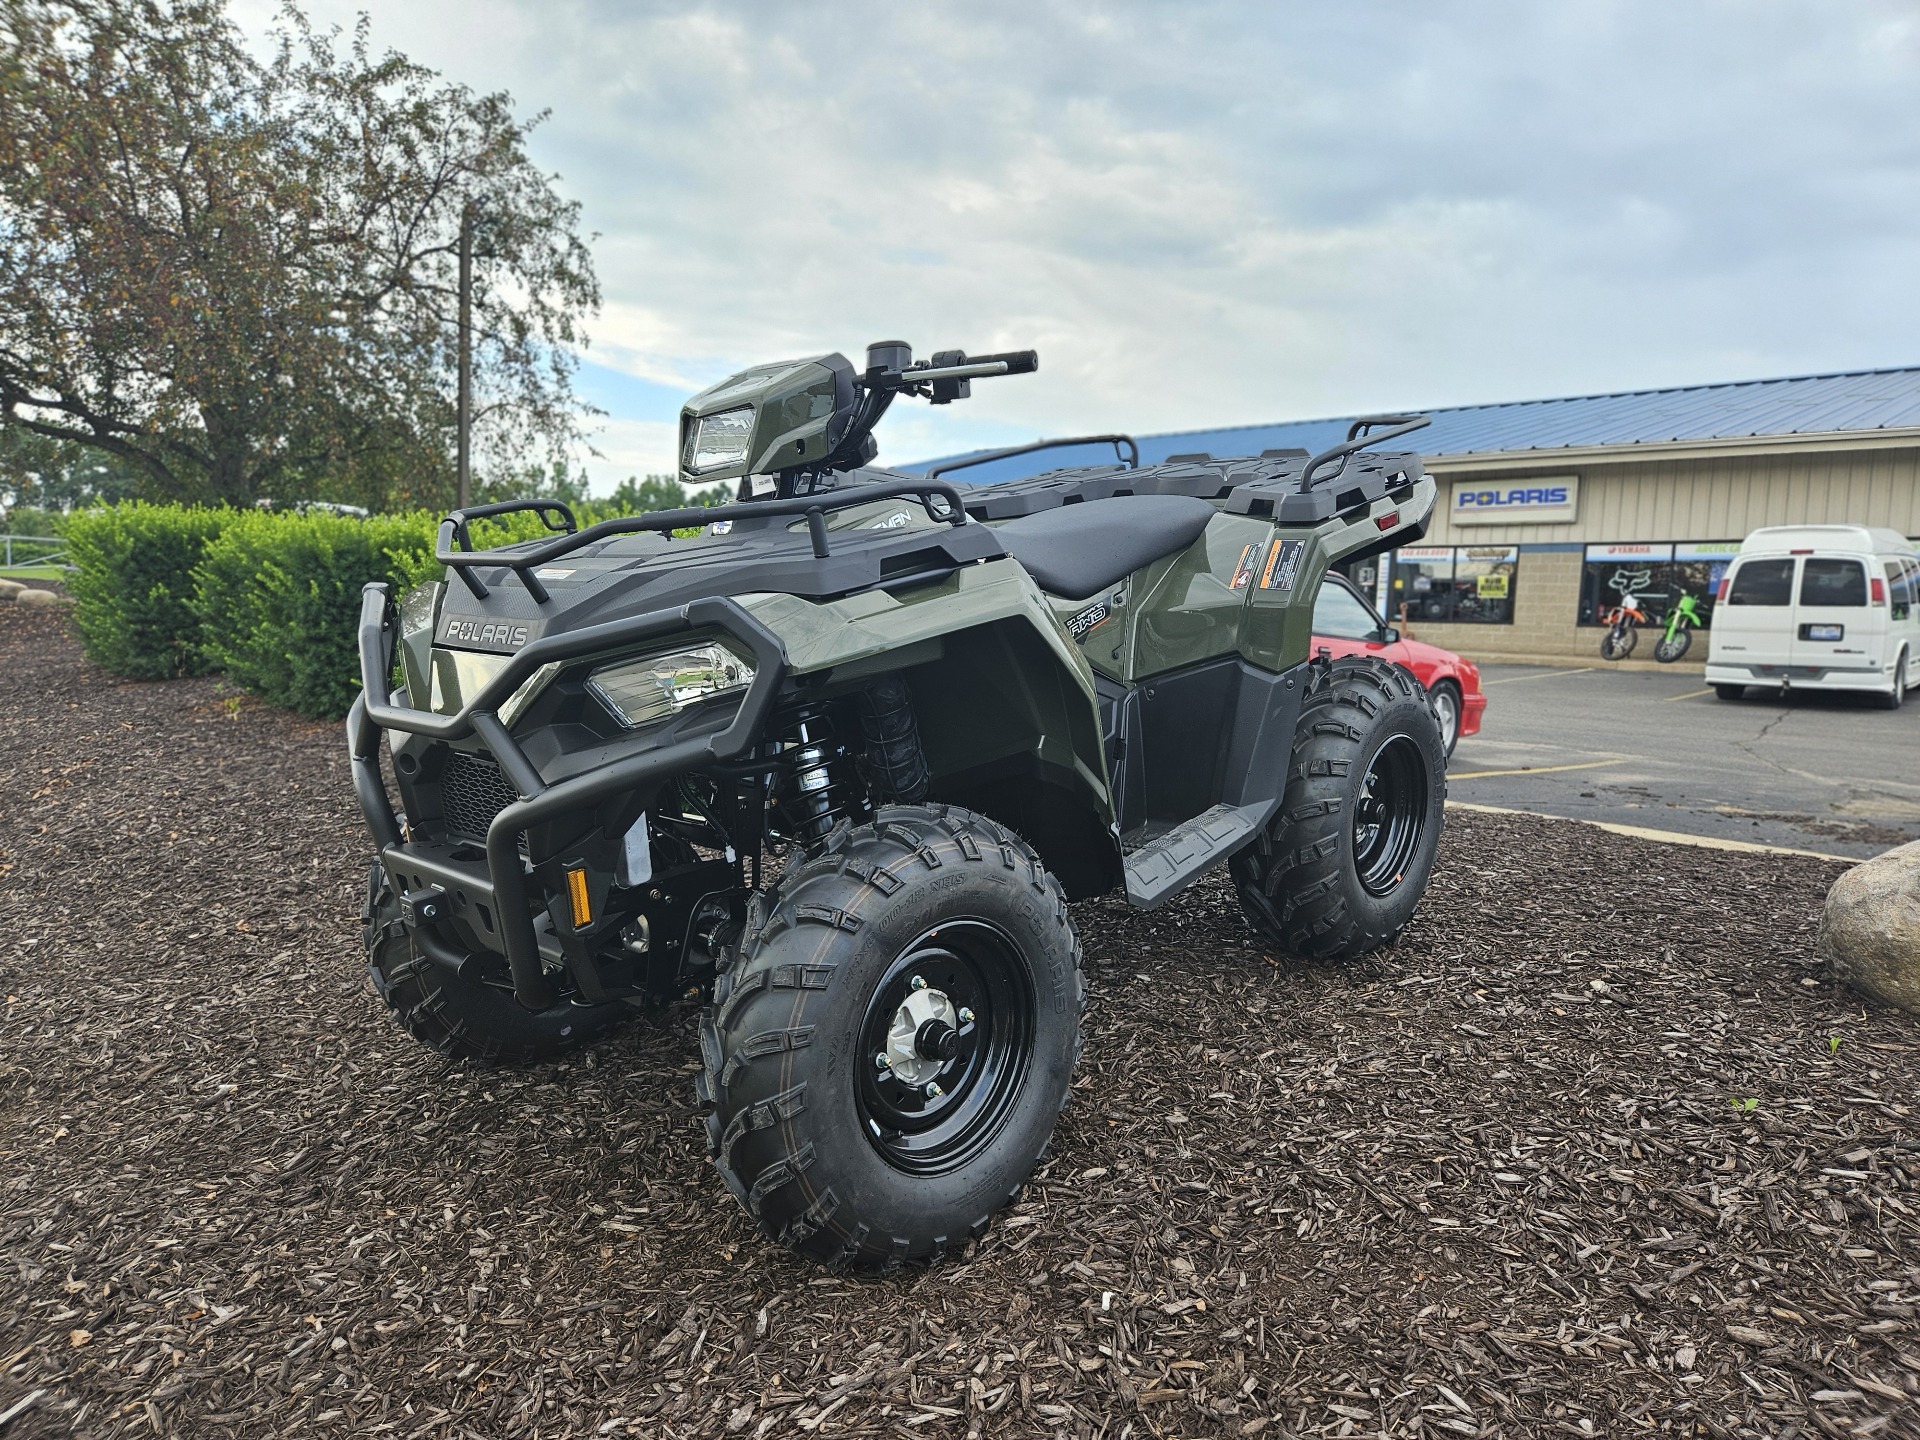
[192,510,440,719]
[65,504,228,679]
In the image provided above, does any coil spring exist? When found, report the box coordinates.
[770,703,858,848]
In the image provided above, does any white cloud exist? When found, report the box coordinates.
[235,0,1920,488]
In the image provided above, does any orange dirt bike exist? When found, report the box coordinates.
[1599,590,1650,660]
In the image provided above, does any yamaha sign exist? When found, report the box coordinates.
[1449,475,1580,526]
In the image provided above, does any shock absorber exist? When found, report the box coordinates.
[769,703,860,847]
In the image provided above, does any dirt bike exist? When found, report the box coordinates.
[1653,591,1705,663]
[1600,591,1649,660]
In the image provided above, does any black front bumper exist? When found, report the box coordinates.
[347,584,787,1009]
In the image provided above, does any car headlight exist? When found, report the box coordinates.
[588,642,755,729]
[684,406,754,473]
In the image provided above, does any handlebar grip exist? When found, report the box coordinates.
[970,349,1038,375]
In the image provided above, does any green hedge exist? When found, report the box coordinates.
[65,504,230,679]
[193,511,442,718]
[62,499,710,718]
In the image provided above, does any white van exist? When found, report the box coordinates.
[1706,525,1920,708]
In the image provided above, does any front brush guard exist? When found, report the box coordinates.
[346,583,788,1010]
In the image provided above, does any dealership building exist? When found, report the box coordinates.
[920,365,1920,662]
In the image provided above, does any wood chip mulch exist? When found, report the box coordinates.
[3,603,1917,1440]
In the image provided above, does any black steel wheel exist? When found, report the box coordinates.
[1231,656,1447,961]
[699,805,1082,1269]
[362,863,626,1065]
[1352,734,1431,897]
[852,920,1035,1177]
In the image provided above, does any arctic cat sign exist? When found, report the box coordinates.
[1449,476,1580,526]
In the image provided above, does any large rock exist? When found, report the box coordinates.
[1818,840,1920,1014]
[13,587,64,608]
[0,578,23,600]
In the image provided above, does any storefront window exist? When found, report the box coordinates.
[1579,543,1671,626]
[1670,542,1738,628]
[1449,545,1519,624]
[1388,546,1458,623]
[1578,542,1737,626]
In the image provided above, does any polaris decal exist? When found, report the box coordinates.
[1450,475,1579,526]
[1066,600,1111,642]
[440,618,531,649]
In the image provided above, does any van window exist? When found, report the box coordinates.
[1726,558,1794,606]
[1800,558,1867,607]
[1890,559,1916,622]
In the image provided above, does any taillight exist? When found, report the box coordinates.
[1871,576,1887,605]
[1716,575,1731,602]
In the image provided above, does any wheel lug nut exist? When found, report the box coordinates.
[875,1052,890,1070]
[958,1007,974,1025]
[910,975,927,990]
[925,1082,943,1099]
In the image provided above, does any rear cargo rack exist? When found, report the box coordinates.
[438,481,971,603]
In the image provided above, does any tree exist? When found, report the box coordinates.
[0,427,142,510]
[0,0,599,510]
[605,474,731,514]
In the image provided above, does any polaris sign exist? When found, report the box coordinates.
[1449,476,1579,526]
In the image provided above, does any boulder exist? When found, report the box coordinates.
[1817,840,1920,1014]
[14,587,63,608]
[0,578,22,600]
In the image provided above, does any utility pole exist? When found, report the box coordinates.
[456,201,474,510]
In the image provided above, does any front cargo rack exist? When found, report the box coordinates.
[436,481,972,603]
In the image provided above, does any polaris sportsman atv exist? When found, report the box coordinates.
[348,340,1448,1268]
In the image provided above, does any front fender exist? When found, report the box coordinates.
[737,559,1121,898]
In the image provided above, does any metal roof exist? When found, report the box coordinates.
[906,364,1920,486]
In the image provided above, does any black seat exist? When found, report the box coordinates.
[992,494,1218,600]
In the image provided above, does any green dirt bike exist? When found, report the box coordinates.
[345,340,1449,1269]
[1654,591,1705,663]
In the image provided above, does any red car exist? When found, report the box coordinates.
[1312,572,1486,756]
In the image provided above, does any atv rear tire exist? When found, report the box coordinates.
[698,805,1083,1268]
[1230,656,1446,960]
[363,863,626,1065]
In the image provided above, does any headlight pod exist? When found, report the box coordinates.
[428,650,559,727]
[588,642,755,729]
[683,406,754,474]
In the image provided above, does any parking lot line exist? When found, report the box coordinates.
[1482,667,1595,685]
[1663,688,1714,702]
[1448,759,1621,780]
[1446,801,1856,862]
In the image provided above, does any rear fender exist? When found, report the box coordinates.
[737,561,1121,898]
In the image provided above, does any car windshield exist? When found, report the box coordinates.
[1726,558,1794,606]
[1799,557,1866,607]
[1313,580,1382,639]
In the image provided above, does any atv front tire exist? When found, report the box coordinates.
[363,863,627,1065]
[699,805,1083,1268]
[1230,656,1446,960]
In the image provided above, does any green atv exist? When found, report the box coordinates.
[348,341,1448,1267]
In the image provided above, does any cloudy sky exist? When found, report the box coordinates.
[237,0,1920,490]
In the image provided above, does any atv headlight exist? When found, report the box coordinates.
[588,642,755,729]
[429,650,559,726]
[684,406,754,474]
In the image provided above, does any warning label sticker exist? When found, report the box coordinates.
[1229,543,1258,590]
[1259,540,1305,592]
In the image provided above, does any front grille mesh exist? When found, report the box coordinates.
[439,750,521,840]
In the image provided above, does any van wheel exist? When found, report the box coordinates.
[1713,684,1746,702]
[1878,652,1908,710]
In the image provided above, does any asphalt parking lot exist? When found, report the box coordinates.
[1450,663,1920,859]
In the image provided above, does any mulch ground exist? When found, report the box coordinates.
[3,602,1917,1440]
